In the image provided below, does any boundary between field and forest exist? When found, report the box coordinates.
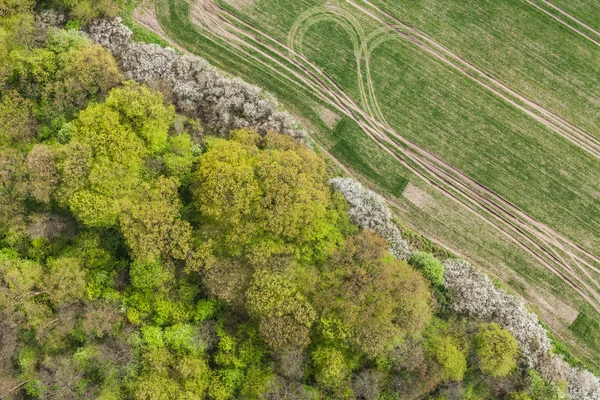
[119,0,600,375]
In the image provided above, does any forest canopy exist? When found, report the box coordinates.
[0,3,584,400]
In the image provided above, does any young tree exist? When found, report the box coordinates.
[428,336,467,381]
[475,322,519,377]
[0,90,36,144]
[409,251,445,287]
[120,176,191,262]
[57,82,175,228]
[27,144,58,203]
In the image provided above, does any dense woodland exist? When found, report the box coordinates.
[0,1,594,399]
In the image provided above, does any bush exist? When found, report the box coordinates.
[475,322,519,377]
[409,251,444,286]
[428,336,467,381]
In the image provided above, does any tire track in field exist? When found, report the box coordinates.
[523,0,600,48]
[347,0,600,278]
[219,2,600,306]
[285,3,600,290]
[183,0,600,306]
[350,0,600,162]
[151,0,600,311]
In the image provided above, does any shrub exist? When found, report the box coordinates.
[85,18,306,139]
[330,178,412,260]
[409,251,444,286]
[475,322,519,377]
[443,259,551,368]
[428,336,467,381]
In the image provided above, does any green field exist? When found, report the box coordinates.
[149,0,600,370]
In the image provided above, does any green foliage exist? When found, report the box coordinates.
[0,15,584,399]
[57,0,122,22]
[0,89,35,144]
[316,230,433,356]
[409,251,445,287]
[194,130,341,261]
[507,370,568,400]
[120,176,191,261]
[57,82,175,227]
[311,346,349,388]
[0,0,35,17]
[428,336,467,381]
[246,269,316,350]
[475,322,519,377]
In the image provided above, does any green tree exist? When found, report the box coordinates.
[316,230,433,355]
[27,144,58,203]
[57,82,175,227]
[194,130,340,261]
[0,0,35,16]
[0,249,51,330]
[56,0,121,22]
[311,346,348,389]
[120,176,192,261]
[428,336,467,381]
[474,322,519,377]
[44,256,86,306]
[0,89,36,144]
[246,269,316,350]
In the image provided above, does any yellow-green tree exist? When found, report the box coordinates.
[120,176,192,262]
[194,130,339,261]
[57,81,175,228]
[475,322,519,377]
[428,336,467,381]
[246,269,316,350]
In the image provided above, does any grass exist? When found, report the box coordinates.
[122,0,172,47]
[148,0,600,371]
[530,0,600,33]
[570,313,600,357]
[329,117,408,197]
[369,0,600,136]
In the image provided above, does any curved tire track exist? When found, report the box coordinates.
[150,0,600,312]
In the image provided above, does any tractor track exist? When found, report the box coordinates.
[142,0,600,312]
[351,0,600,162]
[523,0,600,48]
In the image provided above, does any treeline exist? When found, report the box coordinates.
[0,2,589,400]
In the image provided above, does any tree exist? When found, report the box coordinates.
[52,42,122,117]
[311,346,348,389]
[0,0,35,16]
[0,90,36,144]
[246,269,316,350]
[57,82,175,228]
[56,0,120,22]
[475,322,519,377]
[194,130,338,261]
[201,258,252,309]
[44,256,86,306]
[316,230,432,356]
[0,249,51,330]
[27,144,58,203]
[120,176,192,261]
[409,251,445,286]
[428,336,467,381]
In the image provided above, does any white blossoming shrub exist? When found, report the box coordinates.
[85,18,305,139]
[330,178,411,260]
[567,368,600,400]
[443,258,552,368]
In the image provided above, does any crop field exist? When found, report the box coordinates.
[138,0,600,369]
